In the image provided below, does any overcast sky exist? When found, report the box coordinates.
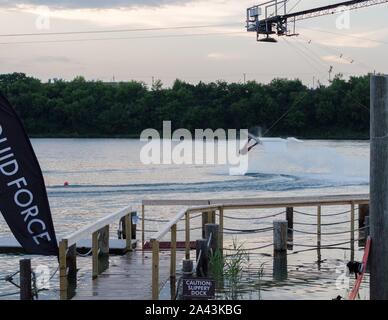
[0,0,387,87]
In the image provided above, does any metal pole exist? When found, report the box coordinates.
[370,74,388,300]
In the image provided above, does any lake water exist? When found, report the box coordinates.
[0,139,370,300]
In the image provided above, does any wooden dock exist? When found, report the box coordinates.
[38,194,370,300]
[74,250,184,300]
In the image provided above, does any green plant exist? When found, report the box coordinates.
[224,238,249,300]
[256,262,266,300]
[208,248,225,287]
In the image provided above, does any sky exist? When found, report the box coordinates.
[0,0,387,87]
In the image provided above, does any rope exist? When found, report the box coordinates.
[139,213,201,223]
[139,217,170,223]
[178,226,202,232]
[0,271,19,282]
[3,271,20,289]
[224,243,273,252]
[190,214,202,220]
[294,220,352,226]
[48,266,59,281]
[0,291,19,298]
[289,227,366,236]
[223,227,273,234]
[31,271,38,300]
[207,233,213,249]
[287,247,352,255]
[222,211,285,221]
[292,239,361,248]
[76,248,93,257]
[294,209,354,217]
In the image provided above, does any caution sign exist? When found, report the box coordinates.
[182,278,215,299]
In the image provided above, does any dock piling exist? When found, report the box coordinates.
[196,239,209,277]
[205,224,219,254]
[286,207,294,249]
[273,220,287,252]
[273,221,288,281]
[202,211,216,238]
[370,74,388,300]
[20,259,32,300]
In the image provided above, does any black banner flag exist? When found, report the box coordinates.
[0,93,58,256]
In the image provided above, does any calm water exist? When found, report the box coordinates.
[0,139,370,300]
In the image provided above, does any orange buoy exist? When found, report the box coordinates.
[64,181,69,187]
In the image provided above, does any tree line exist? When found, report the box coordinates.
[0,72,370,139]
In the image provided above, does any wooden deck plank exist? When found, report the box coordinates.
[73,250,184,300]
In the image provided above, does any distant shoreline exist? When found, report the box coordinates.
[29,133,370,140]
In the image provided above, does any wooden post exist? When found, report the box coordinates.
[180,260,194,300]
[359,204,369,245]
[359,204,370,232]
[286,207,293,249]
[317,206,322,248]
[196,239,208,277]
[317,206,322,264]
[208,211,216,224]
[142,204,145,250]
[124,214,132,251]
[151,239,160,300]
[273,220,287,252]
[182,259,194,275]
[273,251,287,281]
[20,259,32,300]
[99,225,110,275]
[66,244,77,291]
[350,202,355,262]
[273,220,288,280]
[92,230,99,279]
[205,224,219,254]
[286,207,294,231]
[170,224,177,279]
[59,239,68,300]
[131,212,137,241]
[370,74,388,300]
[219,208,224,254]
[185,211,190,260]
[202,211,216,238]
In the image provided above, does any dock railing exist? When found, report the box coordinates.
[147,194,370,300]
[59,205,135,300]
